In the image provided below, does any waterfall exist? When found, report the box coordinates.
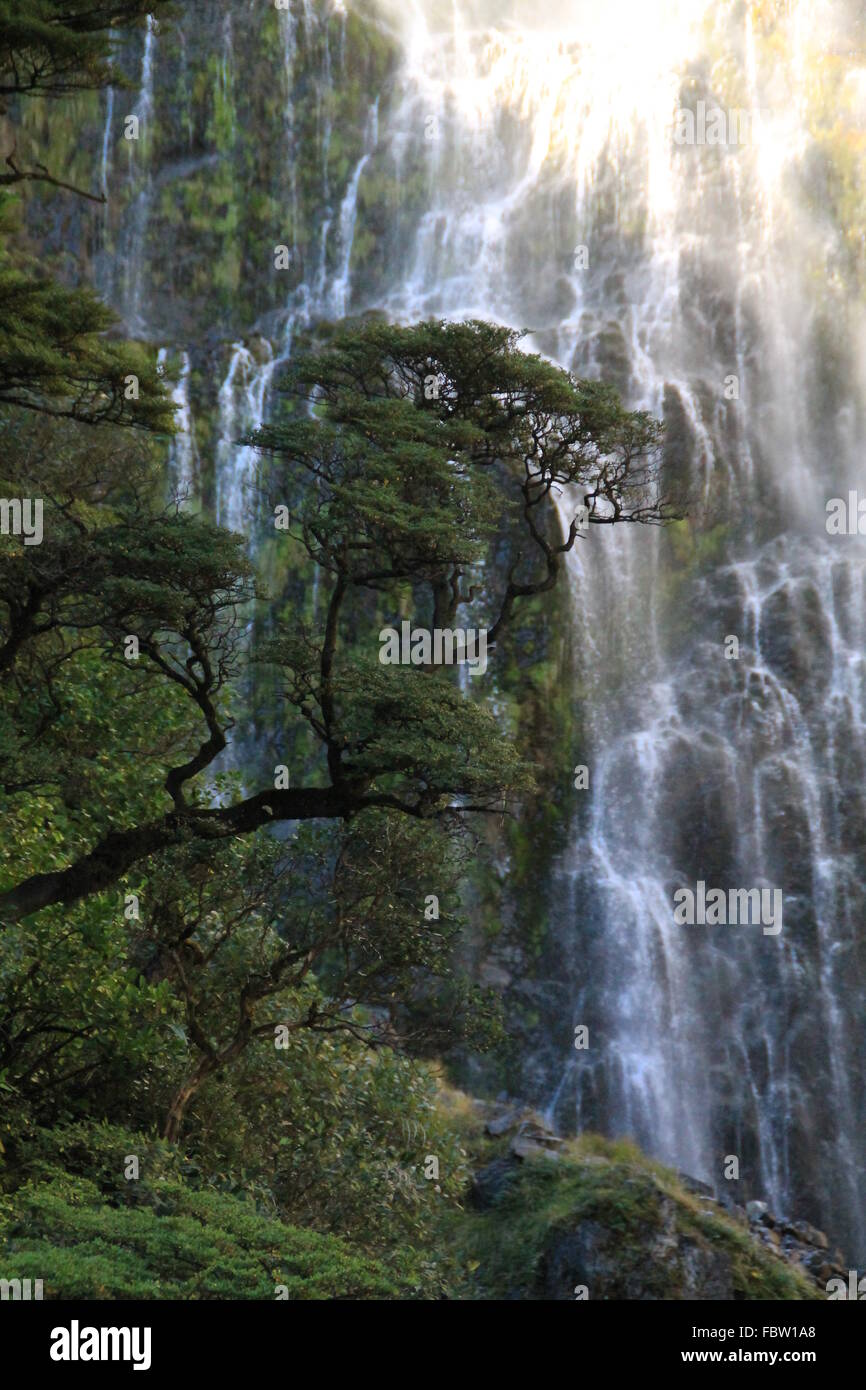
[121,13,157,335]
[362,0,866,1258]
[277,0,300,253]
[213,20,377,540]
[89,0,866,1260]
[157,348,197,503]
[328,99,380,319]
[94,82,116,298]
[215,341,276,533]
[100,85,115,200]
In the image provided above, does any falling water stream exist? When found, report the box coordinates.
[363,0,866,1260]
[99,0,866,1259]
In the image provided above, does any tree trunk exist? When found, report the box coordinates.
[162,1058,215,1142]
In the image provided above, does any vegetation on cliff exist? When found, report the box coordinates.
[0,0,697,1301]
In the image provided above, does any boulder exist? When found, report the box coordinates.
[677,1171,715,1199]
[469,1156,521,1210]
[509,1119,564,1160]
[782,1220,829,1250]
[511,1133,563,1160]
[746,1200,771,1224]
[536,1197,735,1300]
[484,1107,524,1138]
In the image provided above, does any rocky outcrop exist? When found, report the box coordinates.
[536,1197,735,1301]
[743,1202,848,1290]
[461,1100,833,1300]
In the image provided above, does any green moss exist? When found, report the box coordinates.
[442,1118,820,1301]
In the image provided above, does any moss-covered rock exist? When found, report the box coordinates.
[442,1098,822,1301]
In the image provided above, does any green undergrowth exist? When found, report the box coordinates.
[0,1161,404,1301]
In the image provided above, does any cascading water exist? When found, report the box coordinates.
[213,14,378,543]
[120,13,157,333]
[215,339,276,531]
[88,0,866,1261]
[328,97,379,318]
[157,348,197,501]
[358,0,866,1258]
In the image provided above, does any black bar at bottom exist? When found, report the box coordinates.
[1,1296,857,1375]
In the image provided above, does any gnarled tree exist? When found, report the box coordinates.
[0,317,679,926]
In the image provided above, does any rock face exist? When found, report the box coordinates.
[470,1156,519,1210]
[464,1101,839,1300]
[744,1202,846,1290]
[538,1199,735,1301]
[481,1102,566,1158]
[537,1191,844,1301]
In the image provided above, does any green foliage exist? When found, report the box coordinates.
[188,1043,472,1269]
[335,661,533,806]
[0,266,175,429]
[0,419,253,815]
[0,2,172,98]
[0,896,176,1145]
[0,1159,402,1300]
[0,809,487,1292]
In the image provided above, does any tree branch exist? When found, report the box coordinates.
[2,153,106,204]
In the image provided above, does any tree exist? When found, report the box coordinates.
[145,816,492,1140]
[0,3,173,100]
[0,808,492,1140]
[0,317,678,925]
[0,2,175,428]
[0,2,173,199]
[0,268,176,427]
[0,416,253,795]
